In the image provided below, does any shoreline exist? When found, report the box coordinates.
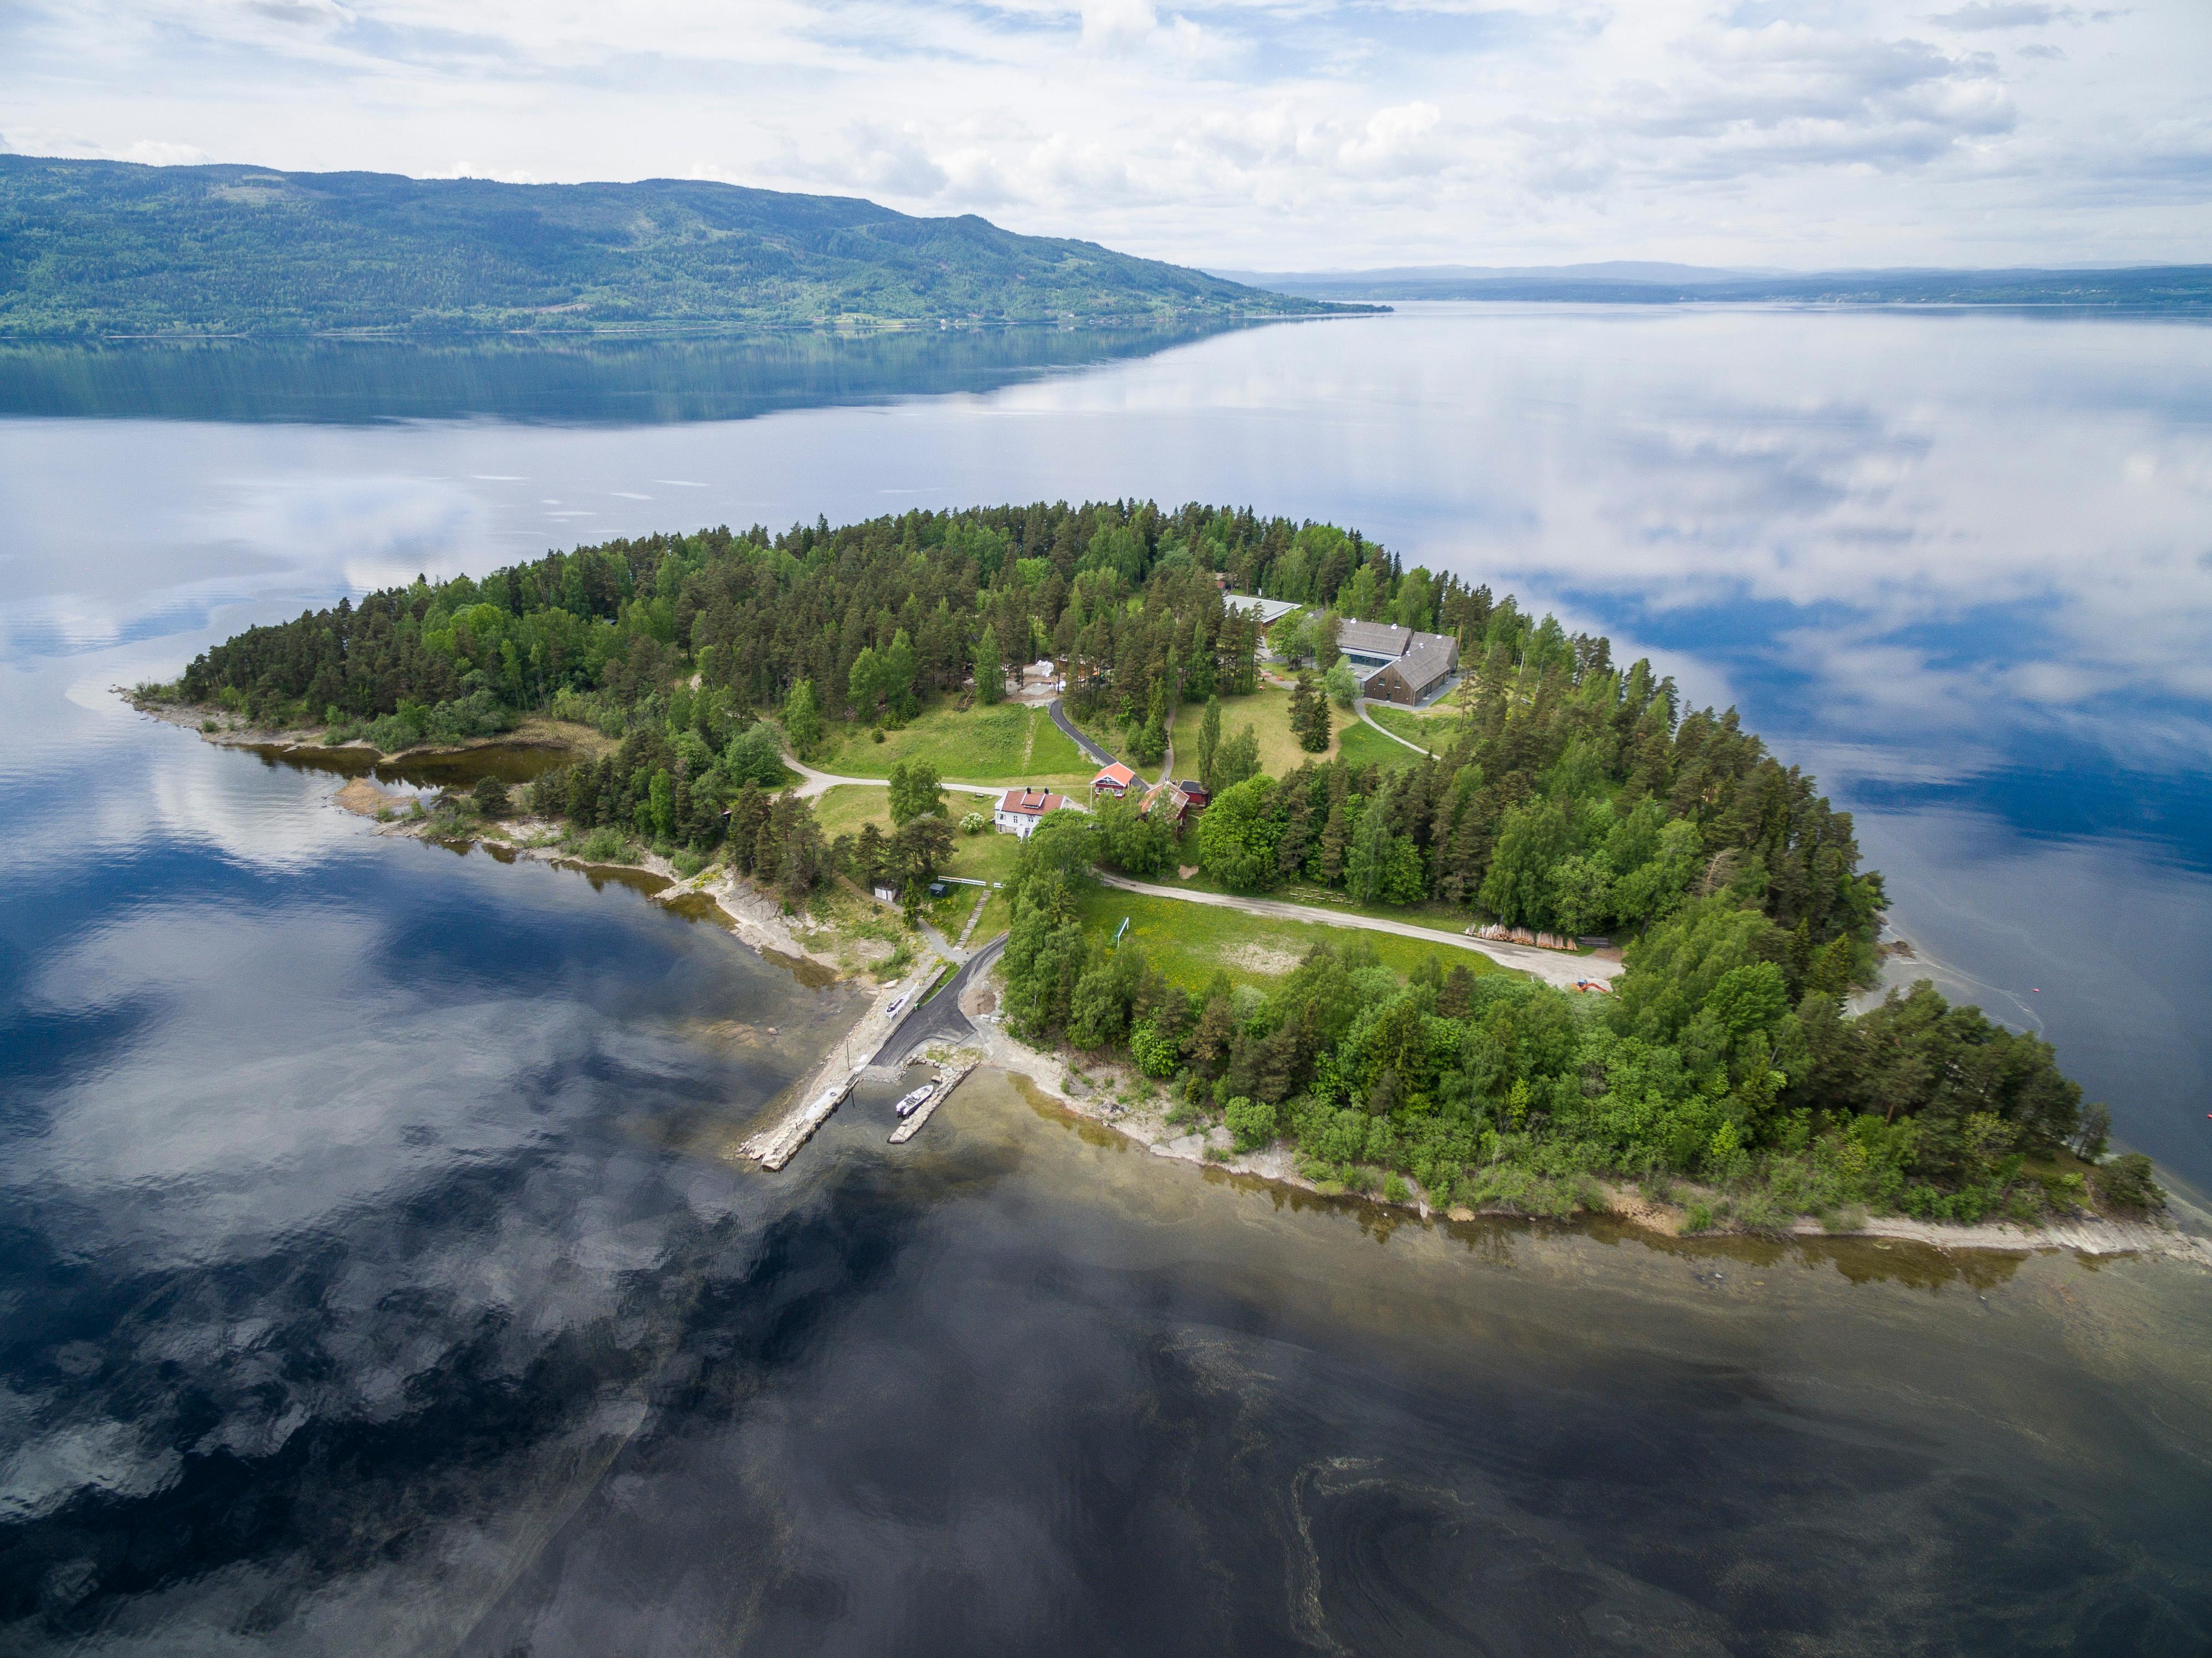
[956,1007,2212,1267]
[169,697,2212,1268]
[125,693,606,770]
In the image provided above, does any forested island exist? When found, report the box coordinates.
[150,500,2167,1235]
[0,157,1355,337]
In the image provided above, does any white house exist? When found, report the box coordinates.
[994,787,1068,838]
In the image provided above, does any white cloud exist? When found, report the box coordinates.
[1080,0,1158,55]
[0,0,2205,265]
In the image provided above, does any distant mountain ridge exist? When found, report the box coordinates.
[0,156,1362,337]
[1211,262,2212,309]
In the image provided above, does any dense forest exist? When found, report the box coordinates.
[0,157,1350,336]
[166,498,2152,1228]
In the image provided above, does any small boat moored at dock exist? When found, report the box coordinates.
[894,1082,937,1118]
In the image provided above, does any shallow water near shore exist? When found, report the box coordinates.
[5,313,2212,1650]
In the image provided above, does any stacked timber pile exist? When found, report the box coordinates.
[1468,923,1578,950]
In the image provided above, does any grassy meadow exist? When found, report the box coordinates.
[1073,887,1504,991]
[819,701,1090,787]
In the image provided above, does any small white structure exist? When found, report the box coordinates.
[872,881,900,905]
[994,787,1068,838]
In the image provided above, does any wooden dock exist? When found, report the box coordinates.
[888,1056,977,1144]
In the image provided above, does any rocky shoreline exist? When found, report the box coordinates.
[956,1006,2212,1266]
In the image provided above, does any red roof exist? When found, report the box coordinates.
[1092,763,1136,787]
[997,787,1066,816]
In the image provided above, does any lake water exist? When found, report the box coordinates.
[3,313,2210,1652]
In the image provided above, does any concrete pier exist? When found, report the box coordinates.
[740,958,936,1171]
[888,1056,977,1144]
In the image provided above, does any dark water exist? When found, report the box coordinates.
[4,318,2211,1652]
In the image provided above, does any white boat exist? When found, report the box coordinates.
[894,1083,936,1118]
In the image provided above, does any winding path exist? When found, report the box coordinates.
[781,755,1005,803]
[1354,697,1435,756]
[1094,873,1620,989]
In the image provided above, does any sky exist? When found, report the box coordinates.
[2,1,2208,270]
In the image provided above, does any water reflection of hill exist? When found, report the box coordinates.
[0,322,1270,425]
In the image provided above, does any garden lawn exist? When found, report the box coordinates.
[821,701,1090,787]
[944,828,1023,886]
[1072,886,1506,991]
[1336,719,1424,770]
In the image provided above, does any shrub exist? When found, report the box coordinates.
[2093,1153,2165,1214]
[960,810,987,836]
[578,826,636,864]
[1683,1200,1716,1232]
[1382,1173,1411,1204]
[1129,1021,1184,1079]
[470,776,511,817]
[1224,1095,1277,1152]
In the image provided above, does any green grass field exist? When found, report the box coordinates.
[1073,887,1503,991]
[819,700,1090,786]
[1165,684,1342,782]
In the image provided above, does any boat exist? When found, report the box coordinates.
[894,1083,936,1118]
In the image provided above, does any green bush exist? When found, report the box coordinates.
[1224,1095,1278,1152]
[2094,1153,2165,1214]
[1128,1021,1183,1079]
[578,826,637,864]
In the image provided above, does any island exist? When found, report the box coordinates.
[133,499,2185,1252]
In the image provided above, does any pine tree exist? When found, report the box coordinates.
[1287,673,1315,745]
[972,626,1003,705]
[1317,796,1348,887]
[1296,672,1331,752]
[1277,779,1314,880]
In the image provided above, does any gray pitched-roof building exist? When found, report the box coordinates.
[1359,630,1460,705]
[1334,620,1414,664]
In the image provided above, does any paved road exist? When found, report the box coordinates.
[1049,698,1117,769]
[868,933,1008,1067]
[1094,874,1620,989]
[1355,697,1433,756]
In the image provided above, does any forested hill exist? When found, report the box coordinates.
[0,156,1355,337]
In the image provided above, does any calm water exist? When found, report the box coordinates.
[3,315,2210,1652]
